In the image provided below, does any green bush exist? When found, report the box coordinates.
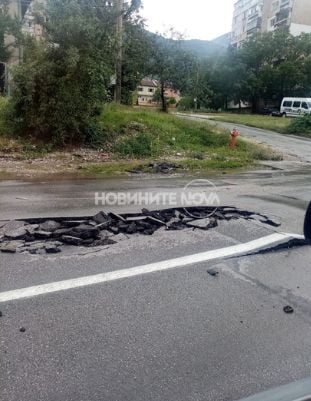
[286,115,311,135]
[168,97,177,105]
[0,97,14,136]
[10,41,111,145]
[114,133,153,157]
[0,97,9,135]
[177,96,195,111]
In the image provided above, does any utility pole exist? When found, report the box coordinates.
[114,0,123,103]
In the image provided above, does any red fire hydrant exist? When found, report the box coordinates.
[229,128,240,149]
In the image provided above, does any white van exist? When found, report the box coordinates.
[280,97,311,117]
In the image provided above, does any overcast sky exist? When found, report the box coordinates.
[141,0,234,41]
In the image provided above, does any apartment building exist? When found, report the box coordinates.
[231,0,264,47]
[262,0,311,35]
[232,0,311,47]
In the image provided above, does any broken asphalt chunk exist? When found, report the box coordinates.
[0,241,24,253]
[126,222,138,234]
[109,212,126,222]
[39,220,61,232]
[45,244,61,254]
[1,206,288,253]
[62,220,88,228]
[61,236,83,246]
[4,227,27,240]
[3,220,26,233]
[186,218,211,230]
[34,230,53,240]
[52,228,72,238]
[69,224,99,240]
[109,226,119,235]
[207,269,219,277]
[147,216,167,227]
[93,211,109,225]
[283,306,294,314]
[96,221,111,230]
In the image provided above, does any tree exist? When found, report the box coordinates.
[183,59,214,110]
[237,30,311,111]
[148,31,196,112]
[121,13,150,104]
[0,0,21,93]
[10,0,143,143]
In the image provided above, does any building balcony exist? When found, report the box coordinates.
[273,18,289,28]
[246,17,261,32]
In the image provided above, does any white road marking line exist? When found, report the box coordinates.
[0,232,304,303]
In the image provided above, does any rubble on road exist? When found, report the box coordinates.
[0,206,281,254]
[128,162,181,175]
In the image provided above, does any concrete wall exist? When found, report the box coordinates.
[291,0,311,26]
[290,22,311,35]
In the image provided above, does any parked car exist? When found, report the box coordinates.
[259,107,283,117]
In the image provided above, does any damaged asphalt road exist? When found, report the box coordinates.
[1,211,311,401]
[1,168,311,401]
[0,206,282,254]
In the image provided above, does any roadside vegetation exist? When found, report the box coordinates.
[92,105,282,172]
[207,113,292,134]
[287,115,311,137]
[199,113,311,138]
[0,105,282,177]
[4,0,309,178]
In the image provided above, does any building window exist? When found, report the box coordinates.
[138,87,143,92]
[148,88,154,93]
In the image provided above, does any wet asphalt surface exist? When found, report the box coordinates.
[1,122,311,401]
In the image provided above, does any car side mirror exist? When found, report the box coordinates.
[237,377,311,401]
[304,201,311,242]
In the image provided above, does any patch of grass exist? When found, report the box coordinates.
[179,158,248,170]
[0,97,54,159]
[114,133,153,157]
[207,112,292,133]
[0,103,283,177]
[98,105,281,168]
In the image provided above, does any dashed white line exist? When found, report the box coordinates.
[0,232,304,303]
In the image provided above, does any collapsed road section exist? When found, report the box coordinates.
[0,206,282,255]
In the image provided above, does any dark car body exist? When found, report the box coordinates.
[259,107,283,117]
